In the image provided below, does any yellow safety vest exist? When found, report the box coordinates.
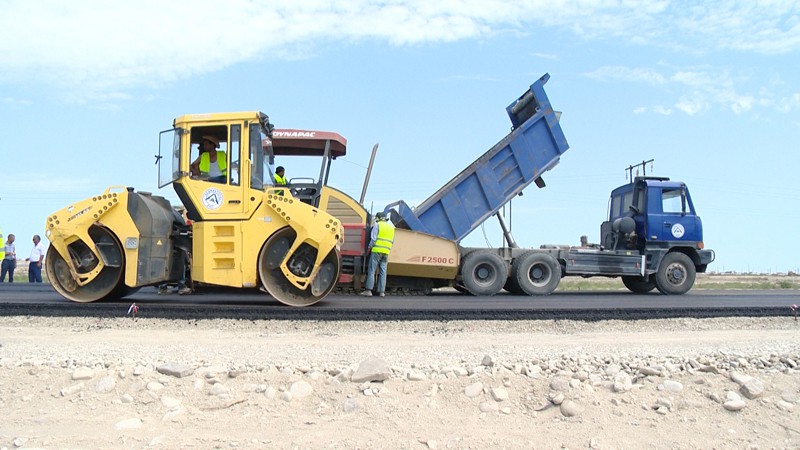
[372,221,395,255]
[0,227,4,260]
[199,151,227,174]
[274,173,287,195]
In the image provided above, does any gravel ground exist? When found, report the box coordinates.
[1,316,799,449]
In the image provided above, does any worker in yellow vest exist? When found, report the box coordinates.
[274,166,287,196]
[0,226,4,261]
[360,211,395,297]
[190,135,227,183]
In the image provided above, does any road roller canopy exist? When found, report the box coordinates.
[264,129,347,158]
[172,111,268,128]
[259,129,349,207]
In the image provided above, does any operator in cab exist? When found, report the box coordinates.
[190,135,227,183]
[273,166,287,195]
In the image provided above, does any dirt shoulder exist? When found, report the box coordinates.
[1,316,799,449]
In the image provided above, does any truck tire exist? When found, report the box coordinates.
[512,252,560,295]
[622,275,656,294]
[654,252,695,295]
[461,251,507,296]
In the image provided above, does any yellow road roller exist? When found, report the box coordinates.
[45,112,343,306]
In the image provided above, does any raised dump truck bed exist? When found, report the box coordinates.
[385,73,569,242]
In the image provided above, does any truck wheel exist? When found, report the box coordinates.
[461,251,507,296]
[622,276,656,294]
[654,252,696,295]
[513,252,560,295]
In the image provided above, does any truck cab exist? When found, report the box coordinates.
[604,176,715,294]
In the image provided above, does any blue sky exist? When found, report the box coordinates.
[1,1,798,273]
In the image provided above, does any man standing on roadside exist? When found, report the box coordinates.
[28,235,45,283]
[1,233,16,282]
[360,211,395,297]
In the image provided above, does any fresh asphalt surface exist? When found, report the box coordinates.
[0,283,798,321]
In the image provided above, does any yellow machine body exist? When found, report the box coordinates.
[386,228,459,279]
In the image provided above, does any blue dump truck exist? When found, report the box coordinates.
[266,73,715,297]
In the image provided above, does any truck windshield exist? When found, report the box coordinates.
[621,191,634,215]
[609,191,635,220]
[662,187,689,214]
[609,195,621,220]
[609,187,645,220]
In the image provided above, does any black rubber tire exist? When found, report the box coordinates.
[622,275,656,294]
[512,252,560,295]
[654,252,696,295]
[460,251,507,296]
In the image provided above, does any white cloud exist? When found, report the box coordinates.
[778,93,800,112]
[674,2,800,55]
[1,0,799,99]
[586,66,667,85]
[632,105,671,115]
[1,97,31,105]
[590,64,786,116]
[653,105,672,115]
[670,70,757,114]
[0,0,522,97]
[532,52,560,61]
[674,98,706,116]
[671,71,714,88]
[722,93,755,114]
